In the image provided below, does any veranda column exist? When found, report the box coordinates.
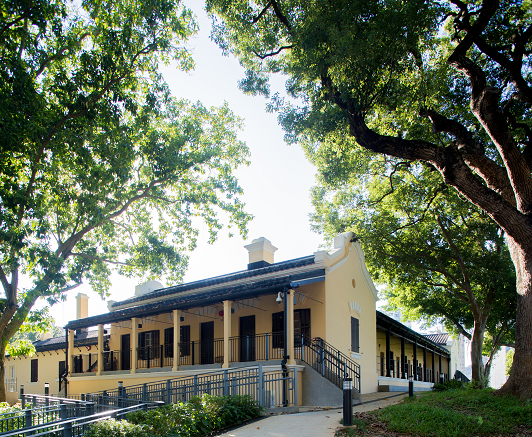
[287,289,296,365]
[173,310,180,371]
[385,329,391,377]
[423,347,427,382]
[131,317,138,374]
[400,337,406,379]
[413,342,418,381]
[432,350,436,382]
[68,329,74,374]
[97,324,103,376]
[223,300,232,368]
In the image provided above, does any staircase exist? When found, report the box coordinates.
[296,335,361,394]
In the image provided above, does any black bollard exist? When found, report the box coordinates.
[343,378,353,426]
[409,375,414,397]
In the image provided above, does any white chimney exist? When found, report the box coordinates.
[135,280,164,296]
[244,237,278,269]
[76,293,89,320]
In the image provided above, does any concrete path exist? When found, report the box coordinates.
[216,392,408,437]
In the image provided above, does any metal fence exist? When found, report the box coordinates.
[84,364,297,408]
[376,357,449,383]
[0,401,160,437]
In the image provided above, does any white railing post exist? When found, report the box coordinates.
[258,364,264,407]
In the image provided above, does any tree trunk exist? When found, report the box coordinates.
[0,342,6,403]
[497,238,532,399]
[470,321,486,385]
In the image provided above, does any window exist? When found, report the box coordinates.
[164,328,173,358]
[138,330,160,360]
[180,325,190,356]
[294,309,310,344]
[272,312,284,348]
[272,309,311,348]
[31,359,38,382]
[351,317,359,353]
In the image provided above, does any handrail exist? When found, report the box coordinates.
[296,335,360,392]
[85,364,273,395]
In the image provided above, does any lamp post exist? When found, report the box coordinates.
[118,381,124,408]
[44,382,50,407]
[408,374,414,397]
[343,378,353,426]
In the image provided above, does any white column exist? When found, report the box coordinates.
[97,324,103,376]
[223,300,232,368]
[287,290,296,365]
[173,310,180,371]
[131,317,138,374]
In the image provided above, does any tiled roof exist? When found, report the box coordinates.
[112,255,316,308]
[66,268,325,330]
[423,333,449,345]
[376,311,450,356]
[32,330,107,352]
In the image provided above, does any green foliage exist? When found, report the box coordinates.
[0,402,22,432]
[0,0,251,398]
[5,339,35,358]
[505,350,514,376]
[207,0,532,396]
[309,152,515,383]
[376,389,532,436]
[0,402,21,414]
[88,395,263,437]
[84,418,146,437]
[432,379,464,392]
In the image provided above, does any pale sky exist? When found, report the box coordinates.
[48,0,326,327]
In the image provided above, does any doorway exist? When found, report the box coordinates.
[201,321,214,364]
[121,334,131,370]
[239,315,256,361]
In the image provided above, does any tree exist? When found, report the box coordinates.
[309,150,515,384]
[0,0,251,402]
[206,0,532,398]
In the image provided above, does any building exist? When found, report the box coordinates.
[5,233,451,405]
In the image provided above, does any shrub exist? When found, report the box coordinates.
[432,379,464,392]
[83,418,146,437]
[124,394,263,437]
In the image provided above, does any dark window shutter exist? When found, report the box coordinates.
[180,325,190,356]
[272,312,284,349]
[31,359,38,382]
[351,317,360,353]
[164,328,173,358]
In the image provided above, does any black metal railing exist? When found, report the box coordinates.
[1,397,160,437]
[296,335,360,392]
[85,364,297,408]
[229,333,285,362]
[175,338,224,366]
[72,353,98,374]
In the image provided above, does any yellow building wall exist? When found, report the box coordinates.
[321,237,379,394]
[5,350,66,401]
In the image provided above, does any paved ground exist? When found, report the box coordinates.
[216,392,408,437]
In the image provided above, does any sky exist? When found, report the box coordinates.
[48,0,327,327]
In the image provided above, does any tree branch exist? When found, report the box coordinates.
[35,33,90,78]
[270,0,292,31]
[252,1,272,24]
[420,108,514,203]
[70,253,134,267]
[252,45,292,60]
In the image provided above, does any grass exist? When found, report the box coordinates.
[335,389,532,437]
